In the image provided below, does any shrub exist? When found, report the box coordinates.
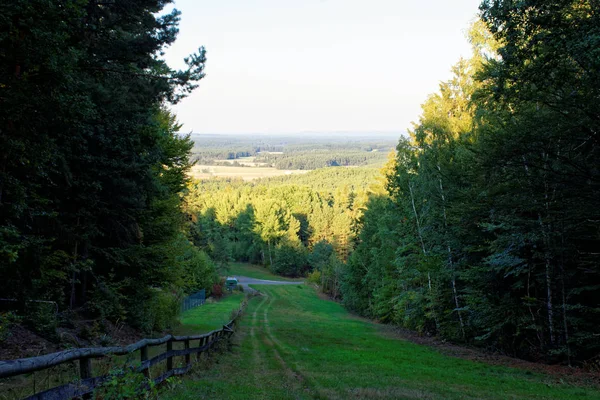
[0,311,19,342]
[212,283,223,299]
[307,270,321,285]
[23,302,58,340]
[128,287,180,334]
[94,366,158,400]
[272,244,308,277]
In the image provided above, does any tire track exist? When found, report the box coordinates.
[261,288,322,398]
[250,295,269,389]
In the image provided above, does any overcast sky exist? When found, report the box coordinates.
[163,0,482,135]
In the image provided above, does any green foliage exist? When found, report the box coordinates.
[0,1,215,335]
[272,243,308,277]
[308,240,334,272]
[306,270,322,285]
[185,167,373,283]
[23,303,58,339]
[137,288,181,334]
[0,311,19,342]
[95,366,158,400]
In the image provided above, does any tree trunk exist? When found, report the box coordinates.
[437,165,465,338]
[267,240,273,266]
[523,155,555,346]
[408,179,439,331]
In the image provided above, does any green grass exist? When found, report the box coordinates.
[164,285,600,400]
[176,293,245,335]
[225,262,303,282]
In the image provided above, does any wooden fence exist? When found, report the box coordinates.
[0,303,245,400]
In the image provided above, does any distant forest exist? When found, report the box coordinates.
[190,135,397,169]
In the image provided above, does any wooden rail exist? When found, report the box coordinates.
[0,304,245,400]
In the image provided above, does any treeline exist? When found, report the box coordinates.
[253,150,387,170]
[0,1,217,336]
[260,167,380,193]
[343,5,600,365]
[184,168,376,284]
[190,134,396,167]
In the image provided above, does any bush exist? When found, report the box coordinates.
[182,244,218,293]
[86,277,127,322]
[0,311,19,342]
[212,283,223,299]
[128,287,180,334]
[94,366,158,400]
[23,302,58,339]
[272,244,308,277]
[307,270,321,285]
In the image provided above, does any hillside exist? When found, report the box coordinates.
[165,285,600,399]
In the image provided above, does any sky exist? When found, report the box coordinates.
[163,0,483,135]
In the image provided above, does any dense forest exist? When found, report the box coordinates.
[0,0,217,336]
[253,150,387,170]
[347,5,600,364]
[184,167,379,279]
[190,1,600,366]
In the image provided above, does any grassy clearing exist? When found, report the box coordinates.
[165,285,600,400]
[189,165,309,181]
[226,263,303,282]
[176,293,245,335]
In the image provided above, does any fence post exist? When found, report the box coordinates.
[79,357,92,399]
[166,340,173,372]
[184,340,191,367]
[196,337,203,361]
[140,345,149,378]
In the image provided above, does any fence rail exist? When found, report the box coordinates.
[0,301,246,400]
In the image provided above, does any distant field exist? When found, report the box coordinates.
[213,156,271,167]
[189,165,310,181]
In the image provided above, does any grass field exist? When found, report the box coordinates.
[189,165,310,181]
[176,293,246,335]
[165,285,600,400]
[225,263,303,282]
[212,156,270,167]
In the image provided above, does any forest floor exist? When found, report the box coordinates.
[164,285,600,400]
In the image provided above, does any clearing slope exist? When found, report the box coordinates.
[226,263,303,282]
[165,286,599,400]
